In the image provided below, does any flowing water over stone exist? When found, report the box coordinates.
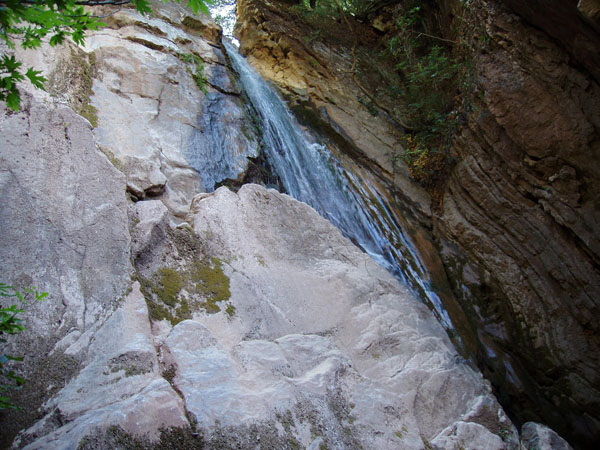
[225,42,453,331]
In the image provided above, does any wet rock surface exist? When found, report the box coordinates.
[15,0,259,217]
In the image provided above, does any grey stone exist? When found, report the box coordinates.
[125,157,167,200]
[14,0,259,217]
[520,422,574,450]
[170,184,518,449]
[0,96,131,346]
[20,283,187,449]
[0,96,132,446]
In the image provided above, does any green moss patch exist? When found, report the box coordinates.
[225,304,236,317]
[139,258,231,326]
[98,146,125,172]
[155,268,184,307]
[190,259,230,303]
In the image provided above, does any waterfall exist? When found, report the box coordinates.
[225,42,454,332]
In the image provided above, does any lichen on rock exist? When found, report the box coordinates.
[47,46,99,127]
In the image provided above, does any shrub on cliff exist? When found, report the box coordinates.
[384,1,482,189]
[0,0,210,111]
[0,283,47,410]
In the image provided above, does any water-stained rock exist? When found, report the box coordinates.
[14,0,259,217]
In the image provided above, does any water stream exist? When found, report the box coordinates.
[225,42,454,332]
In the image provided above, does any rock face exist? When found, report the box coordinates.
[520,422,574,450]
[234,0,600,447]
[15,179,521,449]
[0,2,583,450]
[16,0,259,216]
[0,97,524,450]
[0,1,255,446]
[437,1,600,447]
[0,95,133,447]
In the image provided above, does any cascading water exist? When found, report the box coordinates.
[225,42,454,332]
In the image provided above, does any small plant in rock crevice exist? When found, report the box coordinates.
[383,0,486,190]
[179,53,208,93]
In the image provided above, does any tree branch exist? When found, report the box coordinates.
[73,0,130,6]
[408,29,458,45]
[0,0,130,5]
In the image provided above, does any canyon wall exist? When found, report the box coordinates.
[0,2,565,449]
[234,0,600,447]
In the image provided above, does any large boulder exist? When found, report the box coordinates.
[151,184,519,449]
[11,184,523,449]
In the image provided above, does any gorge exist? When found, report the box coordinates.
[0,0,598,449]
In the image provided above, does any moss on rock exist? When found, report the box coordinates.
[47,47,99,127]
[138,257,231,325]
[155,268,184,307]
[190,258,230,303]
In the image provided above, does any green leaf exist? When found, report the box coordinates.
[6,91,20,111]
[2,55,21,71]
[187,0,210,15]
[49,32,65,46]
[132,0,153,15]
[0,284,14,297]
[25,68,46,89]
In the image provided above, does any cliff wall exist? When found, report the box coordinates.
[0,2,556,449]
